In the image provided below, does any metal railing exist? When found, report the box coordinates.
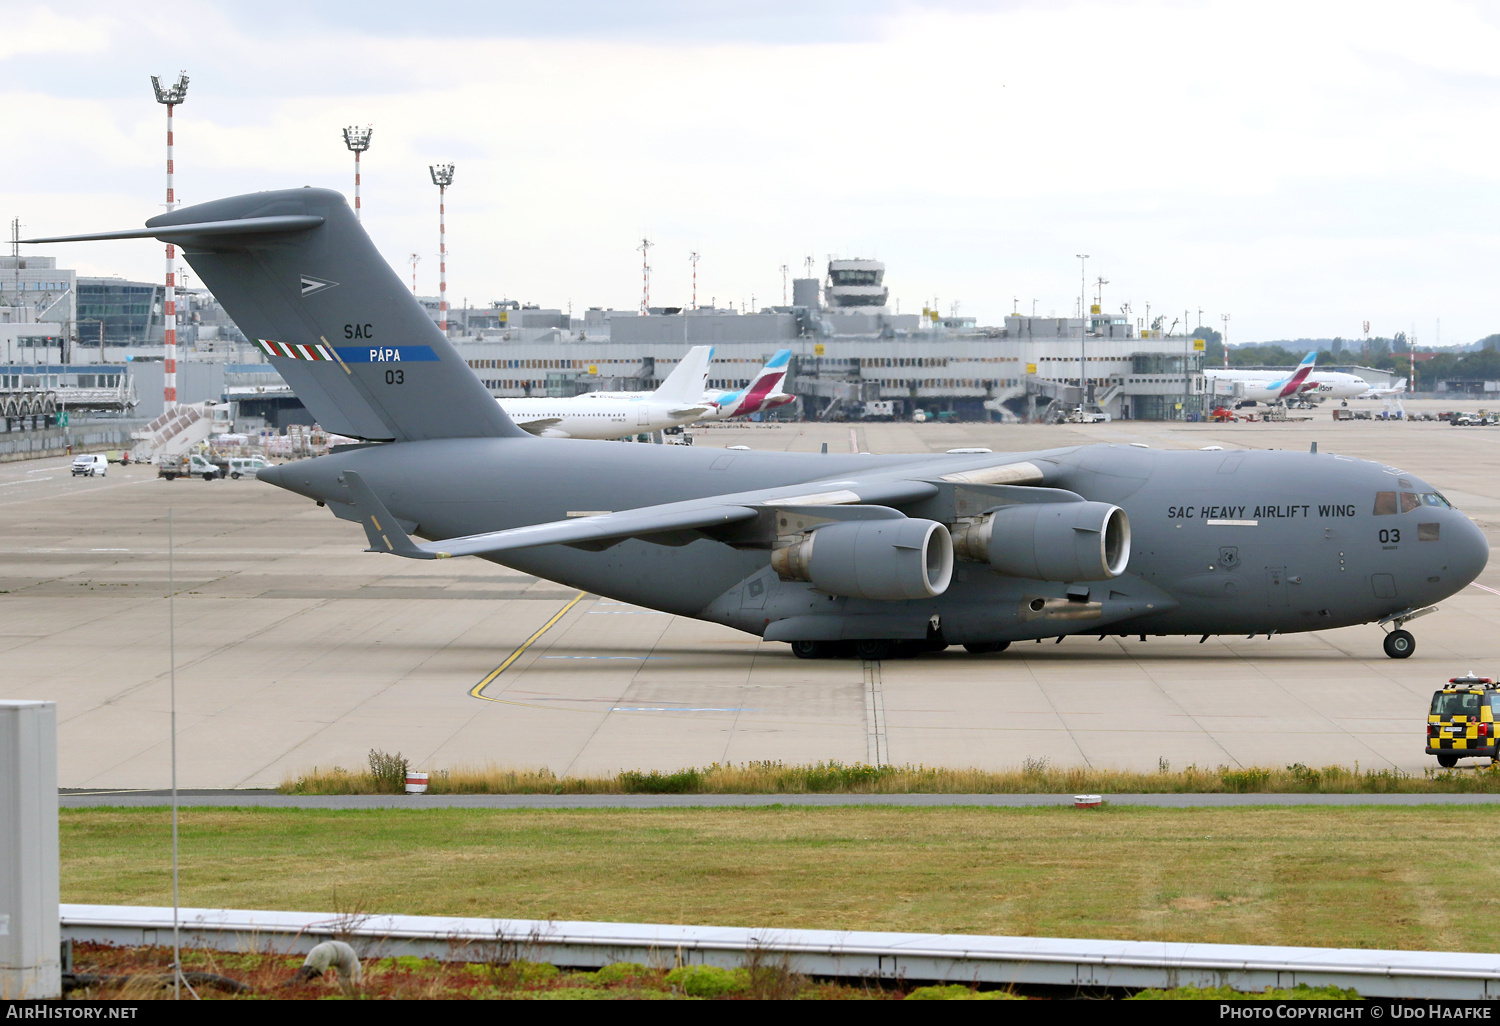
[59,904,1500,998]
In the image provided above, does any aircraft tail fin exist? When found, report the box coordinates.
[1275,350,1319,398]
[27,189,526,442]
[651,346,714,403]
[726,348,793,416]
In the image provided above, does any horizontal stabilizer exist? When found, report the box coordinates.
[22,215,324,244]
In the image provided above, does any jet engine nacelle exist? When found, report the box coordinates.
[771,518,954,600]
[952,501,1130,581]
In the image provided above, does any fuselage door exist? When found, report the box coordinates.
[1267,566,1289,605]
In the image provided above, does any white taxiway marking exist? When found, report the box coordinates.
[611,707,755,713]
[540,655,669,660]
[0,478,52,487]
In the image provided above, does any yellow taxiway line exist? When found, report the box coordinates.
[469,591,588,703]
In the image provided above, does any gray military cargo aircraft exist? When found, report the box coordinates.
[27,188,1489,660]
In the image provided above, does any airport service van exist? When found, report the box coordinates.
[1426,674,1500,767]
[228,456,268,479]
[71,454,107,477]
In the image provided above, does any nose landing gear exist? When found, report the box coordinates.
[1378,605,1438,659]
[1383,629,1415,659]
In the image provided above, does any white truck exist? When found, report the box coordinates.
[158,453,228,481]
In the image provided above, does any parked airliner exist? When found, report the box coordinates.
[1205,352,1319,405]
[499,346,714,438]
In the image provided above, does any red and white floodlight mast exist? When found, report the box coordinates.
[409,253,421,296]
[429,164,454,333]
[690,251,699,310]
[638,238,653,314]
[342,126,373,222]
[151,72,188,412]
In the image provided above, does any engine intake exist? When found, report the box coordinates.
[952,501,1130,581]
[772,518,953,600]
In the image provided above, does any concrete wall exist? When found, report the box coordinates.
[128,361,226,419]
[610,312,800,344]
[0,420,145,463]
[0,702,59,999]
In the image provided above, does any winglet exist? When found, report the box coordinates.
[341,471,447,559]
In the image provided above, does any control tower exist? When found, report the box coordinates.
[825,259,888,309]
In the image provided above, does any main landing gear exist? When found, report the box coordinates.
[790,639,1009,660]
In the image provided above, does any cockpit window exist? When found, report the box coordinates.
[1422,493,1452,508]
[1432,692,1482,717]
[1400,492,1422,513]
[1374,491,1398,516]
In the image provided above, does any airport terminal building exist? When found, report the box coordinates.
[4,254,1214,425]
[434,268,1209,423]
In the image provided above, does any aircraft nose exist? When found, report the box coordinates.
[1447,513,1490,590]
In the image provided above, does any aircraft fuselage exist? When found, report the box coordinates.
[273,439,1488,646]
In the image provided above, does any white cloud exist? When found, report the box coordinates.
[0,8,113,60]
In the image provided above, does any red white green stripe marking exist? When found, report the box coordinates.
[256,339,335,361]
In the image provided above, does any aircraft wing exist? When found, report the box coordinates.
[343,470,757,558]
[339,459,1047,560]
[511,417,563,435]
[668,405,715,419]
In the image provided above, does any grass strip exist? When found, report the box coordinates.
[60,805,1500,951]
[280,752,1500,795]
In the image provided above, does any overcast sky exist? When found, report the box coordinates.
[6,0,1500,344]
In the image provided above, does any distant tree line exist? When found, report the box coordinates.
[1189,328,1500,384]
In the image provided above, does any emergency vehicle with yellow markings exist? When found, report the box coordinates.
[1426,674,1499,768]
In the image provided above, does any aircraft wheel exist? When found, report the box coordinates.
[963,642,1010,654]
[1437,753,1458,769]
[789,640,824,660]
[1383,629,1415,659]
[854,639,892,661]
